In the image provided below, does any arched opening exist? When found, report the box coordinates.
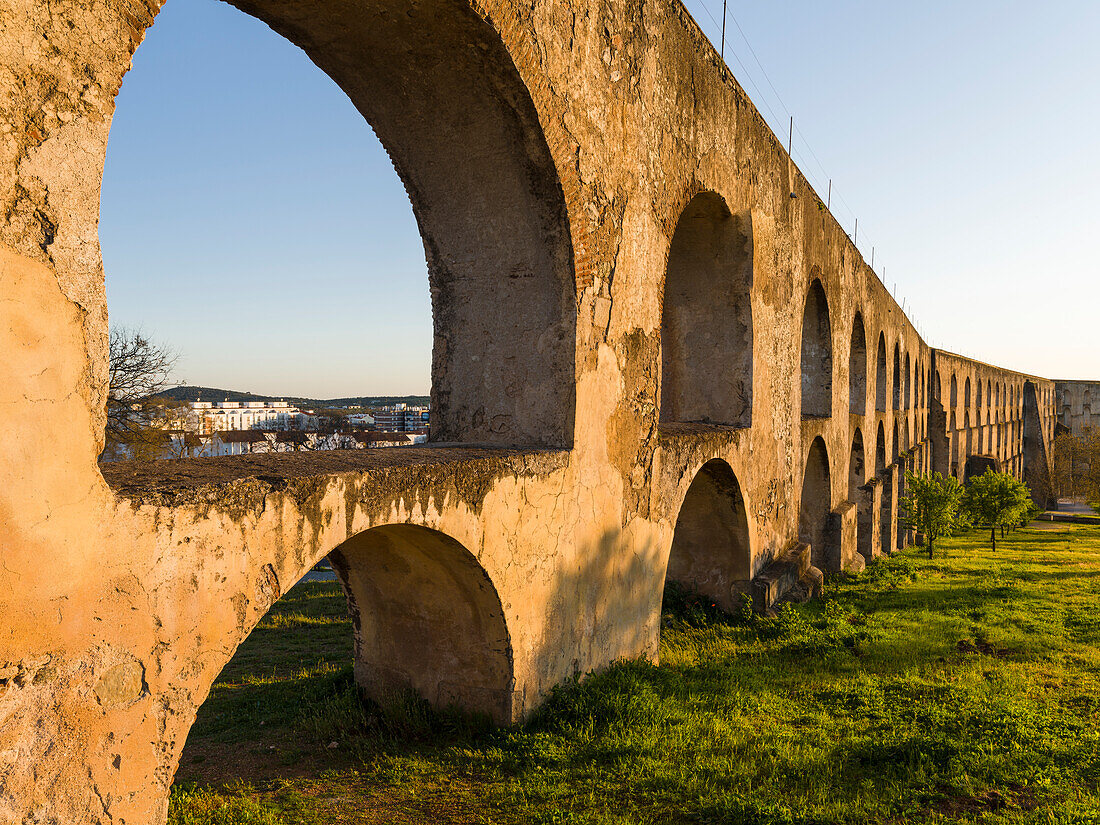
[896,420,911,550]
[964,455,998,484]
[976,378,983,412]
[849,313,867,414]
[849,429,872,560]
[950,374,958,408]
[660,193,754,427]
[665,459,752,612]
[892,343,901,410]
[964,378,972,411]
[101,0,578,453]
[964,410,973,457]
[935,370,942,402]
[799,437,832,568]
[903,352,911,410]
[330,524,514,722]
[875,333,888,412]
[174,522,513,795]
[876,422,887,477]
[174,563,354,786]
[800,279,833,418]
[876,422,892,555]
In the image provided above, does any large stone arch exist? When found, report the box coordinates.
[664,459,752,612]
[875,421,887,478]
[849,428,872,561]
[877,421,892,555]
[800,278,832,419]
[1022,380,1054,506]
[892,342,901,410]
[328,523,514,723]
[660,192,753,426]
[963,454,998,484]
[903,351,911,410]
[875,332,889,412]
[37,0,583,453]
[1,1,585,817]
[896,420,911,550]
[799,436,832,568]
[849,312,867,414]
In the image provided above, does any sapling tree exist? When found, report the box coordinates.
[962,469,1033,551]
[898,471,966,559]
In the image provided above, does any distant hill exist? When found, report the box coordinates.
[156,386,430,407]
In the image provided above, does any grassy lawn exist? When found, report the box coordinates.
[170,524,1100,824]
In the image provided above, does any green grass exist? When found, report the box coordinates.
[170,525,1100,824]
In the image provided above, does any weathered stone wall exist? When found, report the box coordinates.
[0,0,1065,820]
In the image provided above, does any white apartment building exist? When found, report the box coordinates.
[187,400,304,434]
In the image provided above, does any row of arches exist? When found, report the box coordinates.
[659,191,930,430]
[214,419,930,744]
[670,417,928,608]
[808,294,927,421]
[871,335,926,414]
[941,372,1027,418]
[219,415,933,749]
[939,373,1057,484]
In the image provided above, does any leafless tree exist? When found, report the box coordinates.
[103,328,179,458]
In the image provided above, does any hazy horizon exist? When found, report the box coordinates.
[102,0,1100,396]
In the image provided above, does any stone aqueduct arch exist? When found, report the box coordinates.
[0,0,1059,819]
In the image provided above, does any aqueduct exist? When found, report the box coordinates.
[0,0,1062,820]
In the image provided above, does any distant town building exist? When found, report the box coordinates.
[106,398,428,462]
[186,400,306,434]
[372,403,430,432]
[405,408,430,430]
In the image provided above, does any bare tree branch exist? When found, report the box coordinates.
[103,328,180,455]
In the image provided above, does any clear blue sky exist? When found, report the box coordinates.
[102,0,1100,397]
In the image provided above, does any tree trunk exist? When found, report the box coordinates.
[927,536,934,559]
[990,525,997,551]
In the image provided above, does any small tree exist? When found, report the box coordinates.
[898,471,966,559]
[963,469,1032,551]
